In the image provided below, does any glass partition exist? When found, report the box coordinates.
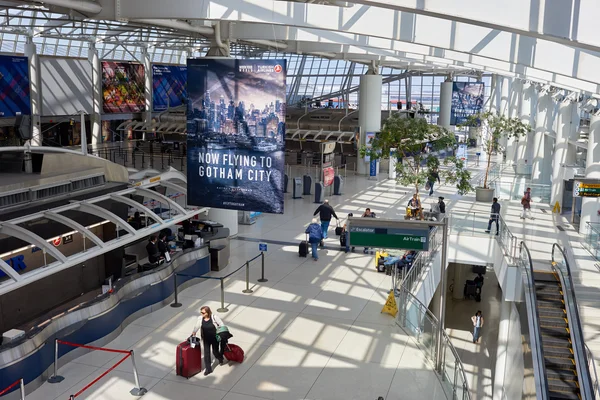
[582,222,600,261]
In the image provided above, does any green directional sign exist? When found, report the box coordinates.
[348,218,430,251]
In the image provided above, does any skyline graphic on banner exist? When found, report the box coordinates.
[152,64,187,112]
[450,82,485,125]
[186,58,286,214]
[0,56,30,117]
[101,61,145,113]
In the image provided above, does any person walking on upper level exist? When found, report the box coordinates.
[472,310,484,343]
[305,218,324,261]
[427,169,441,196]
[313,199,338,242]
[520,187,534,220]
[485,197,501,235]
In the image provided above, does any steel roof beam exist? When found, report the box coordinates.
[109,194,164,224]
[43,211,105,248]
[0,223,68,263]
[134,187,187,216]
[75,201,137,235]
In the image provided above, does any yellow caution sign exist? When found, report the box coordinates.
[381,290,398,317]
[552,201,561,214]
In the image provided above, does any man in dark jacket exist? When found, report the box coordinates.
[313,199,338,241]
[485,197,501,235]
[427,169,441,196]
[146,236,162,264]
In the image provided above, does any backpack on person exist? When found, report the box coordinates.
[521,196,527,206]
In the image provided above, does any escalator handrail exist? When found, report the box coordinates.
[551,243,596,399]
[585,343,600,399]
[519,241,550,400]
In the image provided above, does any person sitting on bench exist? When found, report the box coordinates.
[406,194,424,220]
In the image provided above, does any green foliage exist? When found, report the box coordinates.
[359,113,473,195]
[461,111,532,188]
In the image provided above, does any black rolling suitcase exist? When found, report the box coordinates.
[299,234,308,257]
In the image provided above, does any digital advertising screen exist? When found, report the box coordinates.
[0,55,30,117]
[451,82,485,125]
[186,58,287,214]
[101,61,145,113]
[152,64,187,111]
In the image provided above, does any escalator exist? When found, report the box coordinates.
[534,270,580,399]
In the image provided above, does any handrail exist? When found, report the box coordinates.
[518,241,550,400]
[586,343,600,398]
[395,283,471,400]
[551,243,595,399]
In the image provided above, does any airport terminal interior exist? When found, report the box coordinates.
[2,1,600,400]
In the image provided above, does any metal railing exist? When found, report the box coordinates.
[171,252,267,312]
[490,181,551,204]
[586,344,600,399]
[395,283,471,400]
[551,244,596,399]
[517,241,549,400]
[397,226,443,293]
[582,222,600,262]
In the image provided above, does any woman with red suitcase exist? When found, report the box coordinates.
[191,306,227,376]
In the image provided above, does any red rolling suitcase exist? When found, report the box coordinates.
[176,337,202,378]
[223,343,245,363]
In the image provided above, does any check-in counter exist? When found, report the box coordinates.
[0,245,210,395]
[195,220,231,271]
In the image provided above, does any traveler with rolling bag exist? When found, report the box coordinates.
[223,343,245,363]
[305,218,323,261]
[191,306,226,376]
[176,336,202,378]
[299,233,309,257]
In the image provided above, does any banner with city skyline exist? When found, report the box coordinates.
[152,64,187,111]
[101,61,145,113]
[186,58,286,214]
[450,82,485,125]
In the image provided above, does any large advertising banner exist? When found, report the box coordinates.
[187,58,286,214]
[451,82,485,125]
[101,61,145,113]
[152,64,187,111]
[0,56,30,117]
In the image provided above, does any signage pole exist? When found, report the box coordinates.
[436,217,449,373]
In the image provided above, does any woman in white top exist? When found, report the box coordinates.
[471,310,484,343]
[191,306,225,375]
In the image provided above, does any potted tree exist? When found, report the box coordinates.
[360,113,473,199]
[462,112,531,202]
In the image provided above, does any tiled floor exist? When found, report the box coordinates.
[27,167,449,400]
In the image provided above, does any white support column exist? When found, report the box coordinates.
[88,42,102,145]
[358,73,382,175]
[507,79,522,165]
[488,74,498,114]
[498,77,511,153]
[437,76,453,129]
[24,40,41,146]
[531,93,554,185]
[579,114,600,235]
[208,208,238,237]
[516,83,536,174]
[142,47,152,140]
[551,101,576,207]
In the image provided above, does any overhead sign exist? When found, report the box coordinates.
[347,217,430,251]
[322,141,336,154]
[0,55,30,117]
[574,181,600,197]
[259,242,267,252]
[152,64,187,111]
[186,58,286,214]
[62,234,74,245]
[451,82,484,125]
[52,237,61,247]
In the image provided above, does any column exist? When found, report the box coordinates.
[437,76,453,129]
[24,39,41,146]
[208,208,238,236]
[551,101,576,207]
[516,83,536,174]
[142,47,152,141]
[507,79,522,164]
[488,74,498,113]
[579,114,600,235]
[358,71,382,175]
[88,42,102,145]
[499,77,510,154]
[531,93,554,184]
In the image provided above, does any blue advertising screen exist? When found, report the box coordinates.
[152,64,187,111]
[0,55,30,117]
[451,82,485,125]
[186,59,287,214]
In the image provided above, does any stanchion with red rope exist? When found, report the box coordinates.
[47,339,147,397]
[0,378,25,399]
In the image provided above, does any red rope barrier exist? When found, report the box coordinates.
[0,379,21,396]
[71,352,131,398]
[57,340,130,354]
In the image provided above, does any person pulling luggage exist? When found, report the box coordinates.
[313,199,338,245]
[305,218,324,261]
[191,306,227,376]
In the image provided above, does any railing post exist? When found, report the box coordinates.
[217,279,229,312]
[19,378,25,400]
[48,339,64,383]
[258,252,268,282]
[129,350,148,396]
[435,217,449,373]
[242,261,253,294]
[171,273,182,308]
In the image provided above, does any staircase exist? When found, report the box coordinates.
[534,270,581,400]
